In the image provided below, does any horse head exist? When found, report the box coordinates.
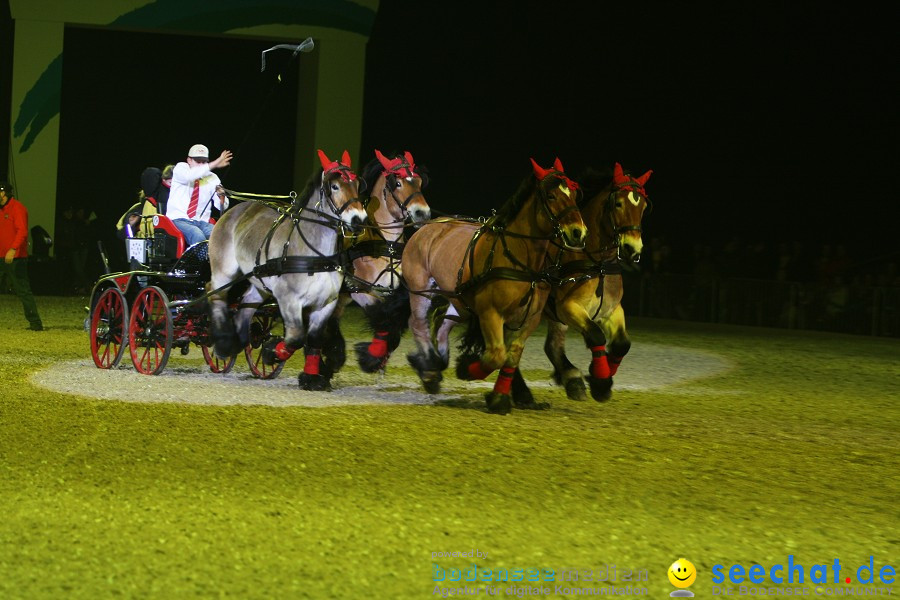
[373,149,431,225]
[606,162,652,262]
[317,149,367,234]
[530,157,587,250]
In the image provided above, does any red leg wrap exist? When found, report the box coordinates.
[608,355,623,376]
[493,367,516,395]
[274,341,295,362]
[590,345,610,379]
[467,360,495,380]
[367,331,390,358]
[303,351,321,375]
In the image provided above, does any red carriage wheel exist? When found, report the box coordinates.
[90,287,128,369]
[128,286,173,375]
[244,307,285,379]
[201,344,236,374]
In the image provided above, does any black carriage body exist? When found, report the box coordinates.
[88,237,284,377]
[91,242,213,347]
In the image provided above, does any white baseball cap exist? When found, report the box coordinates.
[188,144,209,160]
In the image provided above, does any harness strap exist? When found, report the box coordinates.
[253,255,342,277]
[343,239,404,262]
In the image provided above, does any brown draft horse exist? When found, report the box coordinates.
[208,150,367,390]
[402,158,588,414]
[539,163,651,401]
[327,150,432,374]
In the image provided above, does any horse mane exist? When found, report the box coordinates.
[491,173,539,227]
[360,156,385,191]
[296,167,324,206]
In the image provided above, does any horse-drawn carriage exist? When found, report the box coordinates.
[87,149,430,387]
[87,211,285,378]
[88,150,651,414]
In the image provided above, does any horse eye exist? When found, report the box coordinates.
[395,180,402,188]
[331,183,339,191]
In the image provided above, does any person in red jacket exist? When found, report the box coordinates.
[0,181,43,331]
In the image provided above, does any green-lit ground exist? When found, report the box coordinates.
[0,295,897,599]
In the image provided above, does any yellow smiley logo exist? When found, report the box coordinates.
[668,558,697,588]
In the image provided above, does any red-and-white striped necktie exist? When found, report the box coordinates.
[187,180,200,219]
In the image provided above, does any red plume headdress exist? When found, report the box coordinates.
[613,162,652,197]
[318,149,357,182]
[530,157,579,192]
[375,149,419,179]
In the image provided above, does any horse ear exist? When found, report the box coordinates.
[404,151,415,170]
[317,149,332,170]
[553,157,565,173]
[530,158,552,180]
[613,162,627,184]
[375,149,392,170]
[341,150,351,167]
[636,170,653,187]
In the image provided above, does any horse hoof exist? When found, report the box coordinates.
[511,380,536,408]
[260,338,285,366]
[421,370,442,394]
[298,372,331,391]
[564,378,588,402]
[485,392,512,415]
[355,342,389,373]
[455,356,477,381]
[587,376,613,402]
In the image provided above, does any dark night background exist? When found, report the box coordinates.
[2,1,898,277]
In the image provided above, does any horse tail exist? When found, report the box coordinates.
[354,287,412,372]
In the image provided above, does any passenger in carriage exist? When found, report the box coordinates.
[116,164,174,240]
[166,143,232,246]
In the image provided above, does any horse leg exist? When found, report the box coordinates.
[262,294,305,367]
[472,311,515,415]
[544,319,587,402]
[234,285,265,348]
[352,288,410,373]
[209,280,242,360]
[322,293,350,374]
[554,299,612,402]
[582,318,614,402]
[598,304,631,393]
[505,315,548,411]
[297,299,340,391]
[406,293,448,394]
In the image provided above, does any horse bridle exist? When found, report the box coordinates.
[319,166,365,216]
[537,171,582,239]
[602,179,650,261]
[381,173,424,218]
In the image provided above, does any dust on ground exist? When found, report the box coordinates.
[33,325,729,407]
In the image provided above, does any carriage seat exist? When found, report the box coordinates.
[150,215,188,259]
